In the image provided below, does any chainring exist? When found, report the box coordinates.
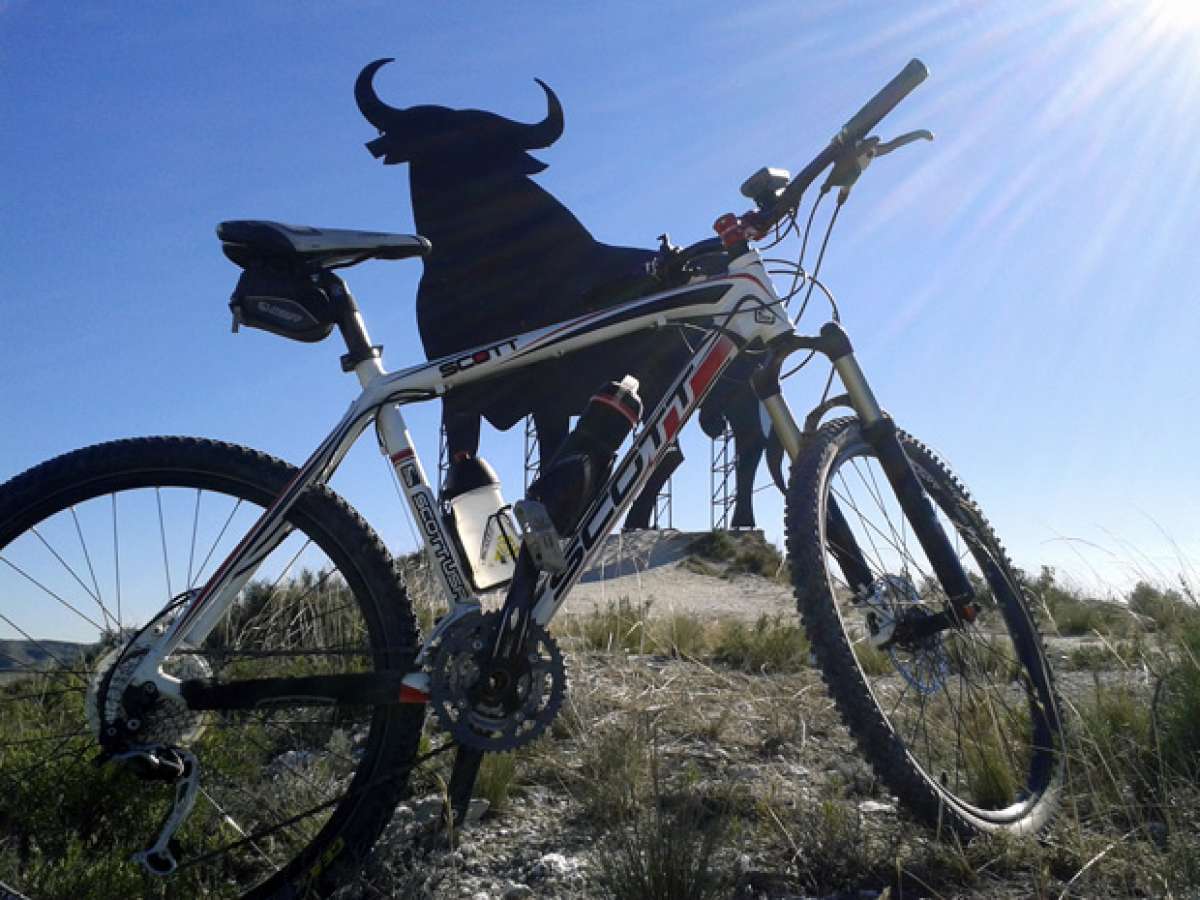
[428,609,566,752]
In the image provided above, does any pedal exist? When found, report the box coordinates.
[512,500,567,573]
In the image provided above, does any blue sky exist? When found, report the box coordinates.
[2,1,1197,593]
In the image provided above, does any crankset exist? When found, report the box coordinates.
[428,609,566,751]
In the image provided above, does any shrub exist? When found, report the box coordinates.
[1154,621,1200,778]
[593,766,731,900]
[688,530,738,562]
[688,530,786,582]
[727,542,786,581]
[1028,566,1131,637]
[773,799,894,895]
[1129,581,1197,632]
[575,597,652,654]
[852,641,893,677]
[573,719,650,825]
[475,752,519,813]
[650,612,709,659]
[711,615,809,673]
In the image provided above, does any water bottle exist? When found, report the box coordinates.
[528,375,643,535]
[442,455,519,591]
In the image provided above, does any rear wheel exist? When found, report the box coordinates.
[785,418,1064,835]
[0,437,426,898]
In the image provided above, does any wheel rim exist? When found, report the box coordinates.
[0,475,395,898]
[819,438,1059,822]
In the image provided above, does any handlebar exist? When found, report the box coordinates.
[837,59,928,147]
[746,59,930,237]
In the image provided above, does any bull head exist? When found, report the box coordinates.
[355,58,564,174]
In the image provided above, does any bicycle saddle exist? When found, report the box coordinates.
[218,220,431,269]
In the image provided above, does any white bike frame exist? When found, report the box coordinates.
[131,248,799,697]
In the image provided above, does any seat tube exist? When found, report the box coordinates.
[375,404,476,607]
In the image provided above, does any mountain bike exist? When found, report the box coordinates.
[0,60,1063,899]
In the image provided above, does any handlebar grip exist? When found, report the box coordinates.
[838,58,928,144]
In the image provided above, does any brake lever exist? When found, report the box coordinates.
[822,137,880,199]
[873,129,934,156]
[822,129,934,200]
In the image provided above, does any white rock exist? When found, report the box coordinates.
[858,799,896,814]
[464,798,491,824]
[529,851,583,880]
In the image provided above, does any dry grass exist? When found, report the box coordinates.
[497,569,1200,899]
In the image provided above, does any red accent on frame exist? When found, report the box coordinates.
[663,408,682,442]
[175,463,307,633]
[398,685,430,704]
[689,336,735,398]
[389,449,414,463]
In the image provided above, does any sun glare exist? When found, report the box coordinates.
[1147,0,1200,38]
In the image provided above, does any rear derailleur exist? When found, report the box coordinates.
[86,604,207,876]
[113,747,200,876]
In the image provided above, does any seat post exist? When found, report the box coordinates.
[318,271,382,374]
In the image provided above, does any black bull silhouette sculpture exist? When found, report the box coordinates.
[355,59,773,528]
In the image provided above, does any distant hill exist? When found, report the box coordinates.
[0,638,89,673]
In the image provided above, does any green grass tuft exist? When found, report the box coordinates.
[710,615,810,673]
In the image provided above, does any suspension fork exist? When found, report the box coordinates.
[755,323,977,615]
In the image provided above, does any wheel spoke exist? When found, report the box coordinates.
[192,499,243,590]
[112,493,122,629]
[0,612,91,691]
[200,785,285,872]
[156,487,174,604]
[0,556,108,633]
[797,421,1062,826]
[70,507,113,629]
[0,443,432,896]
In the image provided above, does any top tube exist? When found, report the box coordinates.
[367,252,791,405]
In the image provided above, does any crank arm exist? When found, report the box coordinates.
[180,666,424,710]
[448,746,485,832]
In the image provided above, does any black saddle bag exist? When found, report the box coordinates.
[229,262,337,343]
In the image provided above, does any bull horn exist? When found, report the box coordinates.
[355,58,405,129]
[520,78,564,149]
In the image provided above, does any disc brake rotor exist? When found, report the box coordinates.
[869,575,949,696]
[428,609,566,752]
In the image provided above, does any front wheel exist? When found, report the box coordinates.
[0,437,427,899]
[785,418,1064,836]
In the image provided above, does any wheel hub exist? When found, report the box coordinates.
[86,608,210,749]
[860,575,950,695]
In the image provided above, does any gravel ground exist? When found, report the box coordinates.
[349,531,1155,900]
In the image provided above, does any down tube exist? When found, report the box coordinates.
[531,332,740,624]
